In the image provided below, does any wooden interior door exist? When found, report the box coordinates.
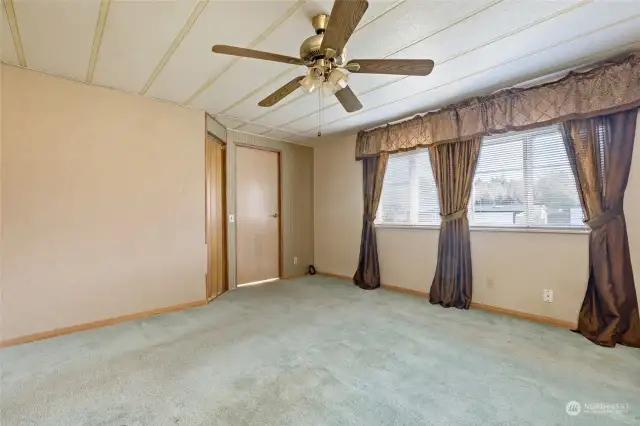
[236,145,280,285]
[206,137,227,300]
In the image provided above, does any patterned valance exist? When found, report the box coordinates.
[356,52,640,159]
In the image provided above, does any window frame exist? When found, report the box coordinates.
[375,125,589,234]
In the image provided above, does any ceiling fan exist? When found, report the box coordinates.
[212,0,434,112]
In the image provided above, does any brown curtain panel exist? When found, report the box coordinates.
[562,109,640,347]
[353,153,388,290]
[428,138,481,309]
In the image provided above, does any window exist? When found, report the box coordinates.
[469,124,584,228]
[376,124,585,230]
[377,149,440,225]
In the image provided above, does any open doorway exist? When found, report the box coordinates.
[205,134,228,301]
[235,145,282,286]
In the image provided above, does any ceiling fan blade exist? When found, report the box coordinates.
[212,45,304,66]
[335,86,363,113]
[258,76,305,107]
[347,59,435,76]
[320,0,369,57]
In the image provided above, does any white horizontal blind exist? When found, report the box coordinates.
[470,124,584,228]
[377,149,440,225]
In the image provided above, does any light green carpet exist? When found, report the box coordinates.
[1,276,639,425]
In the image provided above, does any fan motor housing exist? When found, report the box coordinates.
[300,14,347,66]
[300,34,325,65]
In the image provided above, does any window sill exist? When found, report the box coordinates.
[375,224,589,235]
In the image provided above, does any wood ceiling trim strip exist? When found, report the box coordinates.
[358,0,407,30]
[213,113,309,139]
[184,0,307,106]
[244,0,505,129]
[4,0,26,66]
[304,15,640,134]
[278,0,594,132]
[226,126,308,146]
[139,0,209,96]
[231,0,408,130]
[86,0,111,83]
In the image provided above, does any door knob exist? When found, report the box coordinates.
[271,213,278,218]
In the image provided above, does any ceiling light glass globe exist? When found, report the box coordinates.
[301,67,323,94]
[327,69,348,90]
[322,82,337,96]
[300,76,318,94]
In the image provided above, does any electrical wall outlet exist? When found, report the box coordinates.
[294,257,298,265]
[486,278,494,289]
[229,214,235,223]
[543,289,553,303]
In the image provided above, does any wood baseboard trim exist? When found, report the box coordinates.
[316,272,351,280]
[317,271,575,329]
[281,273,307,280]
[0,300,208,348]
[470,302,576,329]
[382,284,429,298]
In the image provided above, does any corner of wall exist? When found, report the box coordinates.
[206,114,227,142]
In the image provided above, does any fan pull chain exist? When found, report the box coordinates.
[317,88,323,137]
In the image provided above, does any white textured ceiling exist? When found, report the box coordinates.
[2,0,639,145]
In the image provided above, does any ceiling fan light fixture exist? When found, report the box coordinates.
[301,67,324,94]
[322,82,337,97]
[330,68,348,87]
[300,77,317,94]
[323,68,348,96]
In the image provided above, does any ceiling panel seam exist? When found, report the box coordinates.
[273,0,593,133]
[86,0,111,83]
[304,14,640,134]
[4,0,26,66]
[184,0,307,105]
[213,113,311,138]
[220,0,408,118]
[246,0,505,132]
[228,127,312,146]
[139,0,209,96]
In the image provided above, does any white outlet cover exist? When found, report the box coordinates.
[229,214,235,223]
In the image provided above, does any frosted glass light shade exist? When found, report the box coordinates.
[327,69,348,89]
[301,68,323,94]
[322,82,337,96]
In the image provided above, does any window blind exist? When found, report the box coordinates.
[377,149,440,225]
[376,124,584,230]
[470,124,584,228]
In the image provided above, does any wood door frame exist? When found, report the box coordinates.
[234,143,283,283]
[205,133,228,301]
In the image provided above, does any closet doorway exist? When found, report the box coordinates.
[206,135,228,300]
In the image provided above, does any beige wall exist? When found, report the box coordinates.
[314,122,640,324]
[1,65,206,341]
[223,130,314,287]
